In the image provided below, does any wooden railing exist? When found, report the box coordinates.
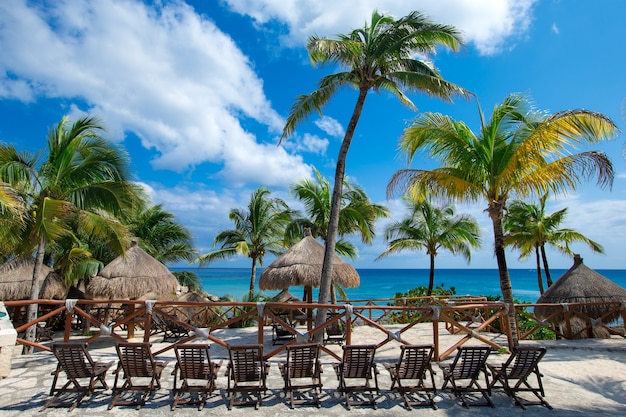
[3,297,624,361]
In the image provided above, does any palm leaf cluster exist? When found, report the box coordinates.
[388,93,617,345]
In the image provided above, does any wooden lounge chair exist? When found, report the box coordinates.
[109,342,168,410]
[151,313,190,342]
[225,344,269,410]
[323,313,345,345]
[439,346,493,408]
[487,346,552,409]
[384,344,437,410]
[271,313,295,345]
[42,342,114,411]
[278,343,323,408]
[333,344,379,410]
[171,344,223,410]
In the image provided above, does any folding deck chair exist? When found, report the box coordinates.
[384,344,437,410]
[323,313,345,345]
[42,342,114,411]
[151,313,190,342]
[278,343,323,408]
[226,344,269,410]
[171,344,223,410]
[333,344,379,410]
[109,342,168,409]
[271,313,295,345]
[487,346,552,409]
[439,346,493,408]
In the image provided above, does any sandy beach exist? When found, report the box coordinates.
[1,324,625,416]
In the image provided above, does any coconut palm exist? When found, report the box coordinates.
[377,198,480,295]
[0,116,142,350]
[281,10,469,331]
[286,168,390,258]
[504,193,604,294]
[388,93,617,345]
[127,204,197,264]
[195,187,294,295]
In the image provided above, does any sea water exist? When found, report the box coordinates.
[173,267,626,303]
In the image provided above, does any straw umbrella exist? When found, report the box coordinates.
[535,254,626,338]
[86,241,178,338]
[259,229,359,328]
[86,241,178,300]
[0,257,67,301]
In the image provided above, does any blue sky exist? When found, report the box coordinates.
[1,0,625,271]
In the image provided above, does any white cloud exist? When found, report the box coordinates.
[0,0,308,186]
[551,23,560,35]
[222,0,537,55]
[315,116,345,138]
[282,133,329,155]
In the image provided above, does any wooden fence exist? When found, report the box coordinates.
[3,296,624,362]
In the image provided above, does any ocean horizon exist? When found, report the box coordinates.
[172,267,626,303]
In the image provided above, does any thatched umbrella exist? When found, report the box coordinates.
[535,255,626,337]
[0,257,67,300]
[259,229,359,297]
[86,241,178,300]
[259,229,359,328]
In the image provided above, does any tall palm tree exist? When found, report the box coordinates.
[377,198,480,295]
[281,10,469,332]
[504,193,604,294]
[195,187,294,295]
[388,93,617,345]
[286,168,390,258]
[127,204,197,264]
[0,116,142,349]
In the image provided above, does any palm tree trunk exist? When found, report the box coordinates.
[535,245,545,294]
[249,257,257,297]
[489,203,519,347]
[428,253,435,296]
[540,245,553,287]
[315,87,369,340]
[24,236,46,354]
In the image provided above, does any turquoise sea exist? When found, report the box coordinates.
[173,268,626,303]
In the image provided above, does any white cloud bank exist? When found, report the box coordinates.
[223,0,537,55]
[0,0,309,186]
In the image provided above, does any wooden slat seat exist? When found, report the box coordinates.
[278,343,323,408]
[333,344,379,410]
[42,342,114,411]
[488,346,552,409]
[439,346,493,408]
[171,344,222,410]
[109,342,168,410]
[384,344,437,410]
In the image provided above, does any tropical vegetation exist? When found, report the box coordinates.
[0,116,143,349]
[377,198,481,295]
[504,193,604,294]
[281,9,469,334]
[194,187,295,296]
[388,93,617,345]
[286,168,389,259]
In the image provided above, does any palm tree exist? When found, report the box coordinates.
[127,204,197,264]
[281,10,469,332]
[504,193,604,294]
[377,198,480,295]
[195,187,294,295]
[0,116,141,350]
[286,168,389,258]
[388,93,617,345]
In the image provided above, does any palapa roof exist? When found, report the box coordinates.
[535,254,626,323]
[0,257,68,301]
[259,229,359,290]
[86,241,178,300]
